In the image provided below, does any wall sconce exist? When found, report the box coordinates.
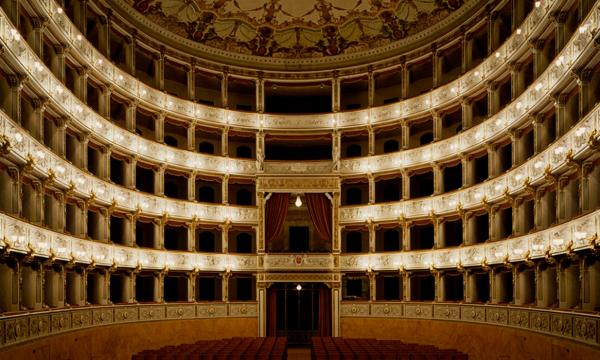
[295,194,302,207]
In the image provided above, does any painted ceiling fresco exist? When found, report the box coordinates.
[129,0,465,58]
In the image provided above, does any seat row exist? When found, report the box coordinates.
[132,337,287,360]
[311,337,468,360]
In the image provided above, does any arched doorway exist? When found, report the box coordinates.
[267,283,331,345]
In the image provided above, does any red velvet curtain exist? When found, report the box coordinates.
[265,193,290,249]
[305,193,332,241]
[319,286,332,336]
[267,287,278,336]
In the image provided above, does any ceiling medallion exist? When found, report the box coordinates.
[130,0,465,58]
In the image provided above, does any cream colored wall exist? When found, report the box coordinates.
[0,318,257,360]
[341,318,600,360]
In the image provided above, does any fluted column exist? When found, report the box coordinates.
[461,154,473,187]
[222,271,231,302]
[510,129,522,167]
[155,48,165,91]
[99,85,111,119]
[332,130,340,172]
[558,258,581,309]
[221,70,229,109]
[98,15,110,58]
[432,47,441,88]
[28,97,48,142]
[187,61,196,101]
[74,66,89,102]
[221,126,229,156]
[53,44,67,84]
[557,175,579,221]
[124,156,137,189]
[582,256,600,311]
[44,265,65,308]
[553,11,568,52]
[21,262,43,310]
[465,270,476,302]
[486,143,497,178]
[514,266,535,306]
[222,174,229,205]
[332,192,341,253]
[154,111,165,143]
[187,121,196,151]
[401,64,409,100]
[3,0,19,27]
[79,132,90,170]
[434,217,444,248]
[256,73,264,113]
[368,221,375,253]
[530,39,547,78]
[6,74,25,124]
[581,161,599,212]
[486,81,499,117]
[461,33,472,73]
[488,11,500,54]
[125,34,136,76]
[432,110,442,142]
[125,100,137,132]
[154,219,164,249]
[509,62,524,100]
[367,126,374,156]
[536,261,557,307]
[100,145,111,181]
[433,163,443,195]
[256,130,265,172]
[463,212,476,246]
[332,72,340,112]
[435,271,444,302]
[532,114,549,154]
[367,67,375,107]
[155,165,165,196]
[577,69,593,118]
[461,97,473,130]
[30,17,47,57]
[188,171,197,202]
[400,120,410,150]
[554,93,571,137]
[73,0,87,34]
[403,272,412,301]
[368,270,376,301]
[401,170,410,200]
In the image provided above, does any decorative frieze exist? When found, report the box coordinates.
[257,177,339,193]
[341,302,600,347]
[114,307,138,323]
[92,308,114,326]
[71,310,92,329]
[257,272,341,284]
[371,303,403,317]
[404,303,433,319]
[264,254,334,270]
[340,303,370,317]
[197,303,228,318]
[140,306,166,321]
[486,307,508,325]
[166,304,196,320]
[229,303,257,317]
[0,303,258,349]
[434,304,461,321]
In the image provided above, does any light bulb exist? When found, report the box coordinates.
[296,284,302,291]
[295,195,302,207]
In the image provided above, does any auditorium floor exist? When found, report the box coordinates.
[287,346,312,359]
